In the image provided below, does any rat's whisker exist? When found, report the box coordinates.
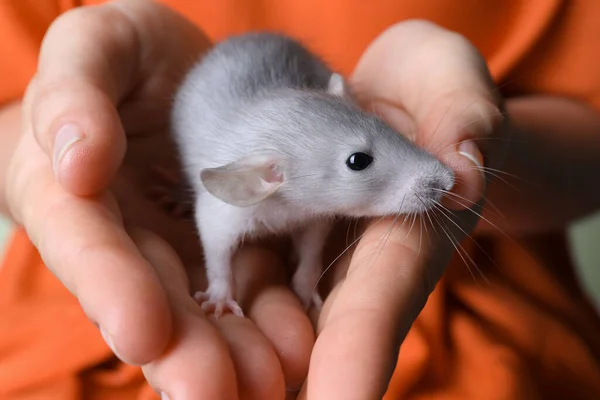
[435,196,523,251]
[435,194,513,243]
[430,201,494,282]
[363,194,408,273]
[421,199,439,237]
[432,188,505,220]
[427,95,493,154]
[431,200,475,242]
[430,207,486,284]
[309,214,388,305]
[468,166,523,192]
[455,111,507,133]
[428,207,477,281]
[422,63,548,156]
[426,96,457,149]
[416,213,423,259]
[407,211,418,239]
[345,218,354,249]
[473,165,536,187]
[311,211,396,302]
[428,108,508,156]
[455,136,525,144]
[428,109,510,158]
[420,201,433,239]
[414,193,434,258]
[367,211,404,272]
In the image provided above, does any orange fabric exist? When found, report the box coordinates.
[1,0,600,399]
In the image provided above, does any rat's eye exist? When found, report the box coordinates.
[346,152,373,171]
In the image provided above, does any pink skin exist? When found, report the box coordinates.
[7,2,504,396]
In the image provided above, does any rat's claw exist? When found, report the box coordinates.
[292,285,323,312]
[151,166,181,186]
[145,186,176,208]
[146,186,171,197]
[193,291,244,318]
[312,292,324,311]
[292,269,324,312]
[145,184,193,219]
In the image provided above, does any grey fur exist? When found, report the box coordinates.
[170,32,454,316]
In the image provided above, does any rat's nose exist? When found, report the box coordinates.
[414,173,455,201]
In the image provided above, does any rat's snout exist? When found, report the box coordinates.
[412,171,455,203]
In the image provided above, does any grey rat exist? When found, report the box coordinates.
[170,32,455,318]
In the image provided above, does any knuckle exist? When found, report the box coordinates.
[386,19,442,37]
[384,19,473,47]
[379,20,487,72]
[37,5,140,106]
[479,99,506,130]
[439,29,475,50]
[42,4,138,62]
[44,6,99,40]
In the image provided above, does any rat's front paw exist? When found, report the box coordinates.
[193,290,244,319]
[145,166,193,219]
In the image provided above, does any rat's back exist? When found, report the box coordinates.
[204,33,332,98]
[171,32,333,187]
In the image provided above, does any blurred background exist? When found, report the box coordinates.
[0,218,9,260]
[2,213,599,308]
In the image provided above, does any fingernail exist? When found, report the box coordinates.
[457,140,486,184]
[53,123,84,175]
[100,326,122,359]
[161,392,170,400]
[458,140,483,168]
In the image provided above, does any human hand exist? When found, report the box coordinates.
[5,0,318,398]
[296,20,509,399]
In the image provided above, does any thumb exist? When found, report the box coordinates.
[26,4,143,195]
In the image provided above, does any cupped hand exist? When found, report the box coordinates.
[298,20,509,399]
[6,0,316,398]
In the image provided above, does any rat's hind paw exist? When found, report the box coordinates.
[293,283,324,312]
[292,270,324,312]
[193,291,244,319]
[311,292,324,311]
[297,291,323,312]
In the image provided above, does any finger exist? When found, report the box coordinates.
[29,0,210,195]
[130,229,240,400]
[351,20,507,208]
[30,3,135,195]
[6,133,172,365]
[135,230,304,399]
[233,245,315,392]
[217,313,286,400]
[370,98,489,211]
[304,217,456,399]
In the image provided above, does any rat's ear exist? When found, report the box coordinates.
[327,73,351,99]
[200,152,285,207]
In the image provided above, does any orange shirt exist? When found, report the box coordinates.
[1,1,600,399]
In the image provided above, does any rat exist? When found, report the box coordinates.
[169,32,455,318]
